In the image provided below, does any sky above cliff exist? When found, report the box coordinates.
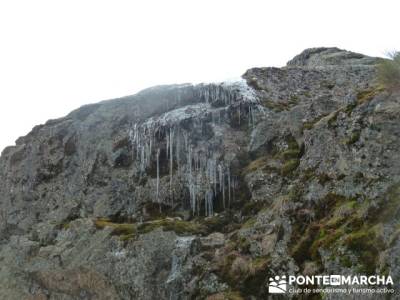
[0,0,399,152]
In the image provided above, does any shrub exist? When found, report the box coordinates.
[378,51,400,90]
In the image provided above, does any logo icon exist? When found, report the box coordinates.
[269,275,287,294]
[329,275,342,286]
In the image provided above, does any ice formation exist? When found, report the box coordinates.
[128,79,264,216]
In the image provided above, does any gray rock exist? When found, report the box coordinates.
[0,47,399,299]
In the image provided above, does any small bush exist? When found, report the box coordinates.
[378,51,400,90]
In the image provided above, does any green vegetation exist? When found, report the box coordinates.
[327,110,340,128]
[287,184,304,202]
[60,221,71,230]
[137,218,207,235]
[290,191,390,274]
[320,85,384,132]
[281,159,300,176]
[94,217,208,241]
[241,217,257,229]
[278,135,302,176]
[216,250,269,297]
[94,218,137,241]
[242,155,279,177]
[243,135,302,177]
[243,156,269,173]
[287,188,398,276]
[378,51,400,90]
[306,194,386,274]
[302,121,315,131]
[301,168,317,183]
[342,226,381,274]
[200,214,233,233]
[94,218,136,235]
[261,95,302,112]
[291,224,320,263]
[262,100,289,112]
[356,88,383,105]
[281,149,301,160]
[241,201,265,216]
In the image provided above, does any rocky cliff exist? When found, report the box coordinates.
[0,47,399,299]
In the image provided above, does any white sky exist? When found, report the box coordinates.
[0,0,399,152]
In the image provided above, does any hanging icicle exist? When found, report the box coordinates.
[156,148,160,203]
[169,128,174,201]
[227,166,231,208]
[238,104,241,126]
[218,164,225,209]
[176,128,180,175]
[207,190,214,216]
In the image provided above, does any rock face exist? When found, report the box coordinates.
[0,47,399,299]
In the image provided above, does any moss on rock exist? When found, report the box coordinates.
[137,218,207,235]
[94,218,137,236]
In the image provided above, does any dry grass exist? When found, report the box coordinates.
[378,51,400,91]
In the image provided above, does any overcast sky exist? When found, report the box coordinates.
[0,0,399,152]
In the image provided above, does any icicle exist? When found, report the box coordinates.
[169,128,174,201]
[156,148,160,203]
[205,190,214,216]
[189,182,196,215]
[252,105,256,127]
[248,105,252,128]
[238,104,241,126]
[140,145,145,173]
[222,176,226,209]
[149,132,153,164]
[183,131,188,154]
[144,142,149,168]
[227,166,231,207]
[136,129,140,160]
[188,146,192,177]
[218,164,225,209]
[250,105,255,127]
[205,192,209,216]
[176,128,180,175]
[166,131,169,159]
[232,177,235,203]
[193,184,196,215]
[213,160,217,194]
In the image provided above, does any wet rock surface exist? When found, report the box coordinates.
[0,48,399,299]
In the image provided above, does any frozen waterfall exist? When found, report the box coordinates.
[128,79,264,216]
